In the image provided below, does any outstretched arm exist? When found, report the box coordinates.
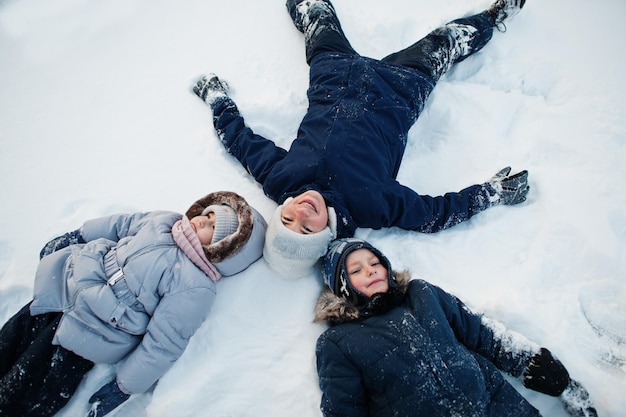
[359,167,528,233]
[193,74,288,185]
[425,282,597,417]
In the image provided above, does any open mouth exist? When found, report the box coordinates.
[300,198,318,213]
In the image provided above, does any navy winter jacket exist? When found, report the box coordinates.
[211,52,495,237]
[315,276,542,417]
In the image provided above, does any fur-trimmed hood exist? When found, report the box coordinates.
[314,270,411,324]
[185,191,267,276]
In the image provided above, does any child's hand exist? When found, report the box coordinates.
[39,229,85,259]
[193,74,230,105]
[560,379,598,417]
[87,380,130,417]
[487,166,529,205]
[522,347,570,396]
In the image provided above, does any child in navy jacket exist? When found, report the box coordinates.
[314,238,597,417]
[194,0,531,278]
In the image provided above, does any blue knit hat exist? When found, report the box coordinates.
[322,238,395,306]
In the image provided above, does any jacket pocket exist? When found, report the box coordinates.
[81,284,150,336]
[54,310,141,364]
[107,303,150,336]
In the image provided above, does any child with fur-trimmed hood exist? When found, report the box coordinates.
[314,238,597,417]
[0,191,266,417]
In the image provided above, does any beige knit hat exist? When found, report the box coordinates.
[202,204,239,244]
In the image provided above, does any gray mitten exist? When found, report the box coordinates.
[487,166,529,205]
[193,73,229,105]
[560,379,598,417]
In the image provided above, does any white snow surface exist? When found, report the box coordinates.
[1,0,625,416]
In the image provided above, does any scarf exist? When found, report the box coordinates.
[172,216,221,282]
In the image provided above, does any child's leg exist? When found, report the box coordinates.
[0,308,94,416]
[286,0,357,64]
[382,11,495,82]
[33,346,95,416]
[0,302,58,376]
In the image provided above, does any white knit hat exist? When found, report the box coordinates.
[202,204,239,244]
[263,198,337,279]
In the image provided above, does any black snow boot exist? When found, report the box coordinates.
[286,0,338,33]
[488,0,526,29]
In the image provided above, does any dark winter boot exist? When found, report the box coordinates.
[487,0,526,30]
[286,0,356,64]
[286,0,338,34]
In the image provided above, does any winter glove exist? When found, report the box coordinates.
[522,347,570,396]
[486,166,529,205]
[87,380,130,417]
[560,379,598,417]
[193,73,229,105]
[39,228,85,259]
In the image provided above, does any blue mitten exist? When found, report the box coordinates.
[87,380,130,417]
[39,229,85,259]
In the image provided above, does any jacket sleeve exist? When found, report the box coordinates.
[360,180,496,233]
[427,282,538,377]
[316,333,369,417]
[210,96,288,185]
[115,283,216,394]
[211,97,287,184]
[81,212,153,243]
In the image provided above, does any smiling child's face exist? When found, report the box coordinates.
[345,248,389,298]
[280,190,329,234]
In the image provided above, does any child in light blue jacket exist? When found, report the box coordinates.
[0,191,266,417]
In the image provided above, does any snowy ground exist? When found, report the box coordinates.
[1,0,625,416]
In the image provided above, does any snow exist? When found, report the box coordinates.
[0,0,624,416]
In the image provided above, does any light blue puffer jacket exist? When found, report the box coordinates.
[30,211,217,394]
